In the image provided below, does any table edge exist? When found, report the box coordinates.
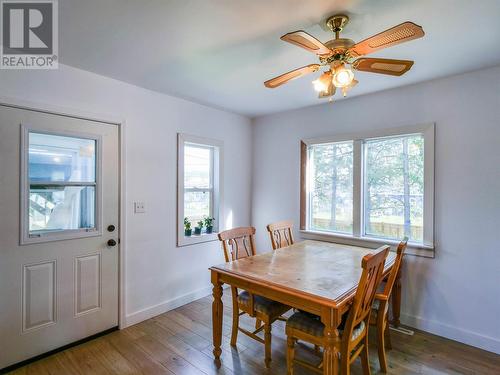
[209,256,395,308]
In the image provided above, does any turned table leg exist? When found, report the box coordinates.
[211,271,223,366]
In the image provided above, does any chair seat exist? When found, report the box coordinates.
[287,311,366,341]
[238,291,290,318]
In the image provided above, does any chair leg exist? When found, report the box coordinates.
[377,320,388,373]
[264,322,272,368]
[230,306,239,347]
[385,317,392,350]
[360,336,371,375]
[286,336,295,375]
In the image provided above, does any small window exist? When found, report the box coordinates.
[177,134,222,247]
[21,129,100,244]
[184,144,213,225]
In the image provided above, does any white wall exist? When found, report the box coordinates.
[2,62,499,355]
[252,65,500,354]
[0,64,252,326]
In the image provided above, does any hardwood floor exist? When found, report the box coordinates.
[8,293,500,375]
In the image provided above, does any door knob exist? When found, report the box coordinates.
[107,239,117,247]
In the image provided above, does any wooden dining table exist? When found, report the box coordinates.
[209,240,401,375]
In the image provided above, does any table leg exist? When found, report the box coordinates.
[392,267,402,327]
[321,309,340,375]
[211,271,223,366]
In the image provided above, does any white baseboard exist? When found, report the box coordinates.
[401,313,500,355]
[123,285,213,327]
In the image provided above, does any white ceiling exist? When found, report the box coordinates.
[60,0,500,117]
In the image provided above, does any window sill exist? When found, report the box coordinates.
[177,232,219,247]
[299,230,435,258]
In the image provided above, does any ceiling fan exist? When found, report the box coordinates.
[264,15,424,100]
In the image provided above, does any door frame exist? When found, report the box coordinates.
[0,95,128,329]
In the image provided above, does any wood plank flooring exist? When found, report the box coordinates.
[8,293,500,374]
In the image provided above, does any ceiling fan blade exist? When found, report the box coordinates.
[264,64,320,88]
[281,31,331,55]
[349,22,424,57]
[352,58,414,76]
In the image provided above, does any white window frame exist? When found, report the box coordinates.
[300,123,435,258]
[177,133,223,247]
[20,125,102,245]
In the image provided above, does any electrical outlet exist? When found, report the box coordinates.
[134,201,145,213]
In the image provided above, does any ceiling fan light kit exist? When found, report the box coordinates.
[264,14,425,101]
[332,64,354,88]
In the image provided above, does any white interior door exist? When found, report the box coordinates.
[0,104,119,369]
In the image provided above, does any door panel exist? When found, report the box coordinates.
[0,105,119,369]
[75,253,101,316]
[22,260,56,331]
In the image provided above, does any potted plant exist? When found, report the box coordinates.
[204,216,215,234]
[184,217,192,236]
[194,220,204,235]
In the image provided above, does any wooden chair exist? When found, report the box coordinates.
[370,237,408,372]
[285,245,390,375]
[266,220,294,250]
[218,227,291,367]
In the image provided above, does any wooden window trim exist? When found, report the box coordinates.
[300,141,307,230]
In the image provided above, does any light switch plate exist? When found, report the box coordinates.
[134,201,145,213]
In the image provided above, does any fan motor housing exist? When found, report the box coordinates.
[324,38,355,53]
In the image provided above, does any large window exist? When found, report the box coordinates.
[308,141,353,234]
[364,135,424,242]
[301,124,434,253]
[177,133,222,246]
[21,129,100,244]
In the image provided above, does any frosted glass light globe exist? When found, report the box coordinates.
[312,79,327,92]
[333,67,354,88]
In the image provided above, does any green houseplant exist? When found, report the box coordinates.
[194,220,204,235]
[184,217,192,236]
[204,216,215,234]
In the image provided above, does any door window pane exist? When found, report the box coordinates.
[26,131,98,239]
[29,132,96,183]
[363,134,424,242]
[29,186,95,233]
[184,145,211,189]
[309,142,353,234]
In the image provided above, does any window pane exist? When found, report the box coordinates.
[184,144,211,189]
[29,132,96,183]
[364,134,424,242]
[29,186,95,233]
[184,191,210,226]
[309,142,353,234]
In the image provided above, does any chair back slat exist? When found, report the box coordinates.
[266,220,294,250]
[344,245,389,338]
[381,237,408,298]
[218,227,257,262]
